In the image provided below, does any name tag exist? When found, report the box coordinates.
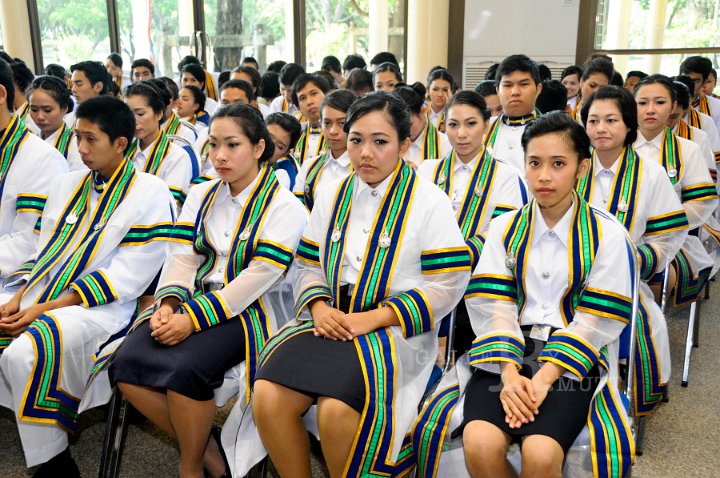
[529,324,551,342]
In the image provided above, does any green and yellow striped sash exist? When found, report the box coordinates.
[126,131,172,176]
[52,122,74,159]
[0,114,30,200]
[163,111,182,136]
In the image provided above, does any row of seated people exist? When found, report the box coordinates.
[0,51,716,478]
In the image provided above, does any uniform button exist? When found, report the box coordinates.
[219,251,227,257]
[224,230,231,237]
[541,303,549,311]
[548,230,556,237]
[218,267,225,273]
[603,199,607,204]
[363,228,369,234]
[371,190,378,197]
[356,255,362,262]
[542,271,550,279]
[509,144,515,150]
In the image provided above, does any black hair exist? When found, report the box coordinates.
[580,85,638,146]
[445,90,491,121]
[373,62,403,84]
[345,91,410,142]
[177,55,201,70]
[314,70,337,90]
[44,63,68,80]
[674,75,695,97]
[218,70,230,89]
[107,53,123,69]
[266,112,303,150]
[10,59,35,92]
[0,59,16,109]
[220,79,256,102]
[427,68,457,92]
[28,75,74,113]
[474,80,497,98]
[625,70,648,81]
[538,64,552,81]
[610,71,624,87]
[679,55,713,81]
[75,96,136,153]
[393,83,426,116]
[521,111,591,161]
[496,54,541,86]
[581,57,614,82]
[710,69,717,81]
[259,71,280,99]
[0,51,12,63]
[321,55,342,74]
[267,60,287,74]
[210,103,275,164]
[672,80,691,110]
[370,52,399,67]
[146,78,172,108]
[180,85,206,112]
[131,58,155,76]
[536,80,568,114]
[279,63,305,87]
[634,74,677,103]
[291,73,331,106]
[485,63,499,81]
[106,80,120,97]
[124,81,166,115]
[321,89,356,116]
[561,65,583,81]
[231,65,261,93]
[241,57,259,69]
[158,76,179,101]
[346,68,373,95]
[70,61,109,95]
[181,63,206,88]
[343,54,366,72]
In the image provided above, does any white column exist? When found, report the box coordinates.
[407,0,449,84]
[368,0,389,57]
[606,0,632,74]
[647,0,668,73]
[0,0,34,67]
[132,0,152,60]
[178,0,194,37]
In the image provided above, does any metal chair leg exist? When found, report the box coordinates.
[98,387,130,478]
[681,301,697,387]
[703,280,710,300]
[635,416,647,456]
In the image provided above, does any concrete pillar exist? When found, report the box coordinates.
[178,0,194,37]
[606,0,632,74]
[407,0,449,84]
[0,0,34,66]
[647,0,668,73]
[369,0,389,57]
[132,0,152,60]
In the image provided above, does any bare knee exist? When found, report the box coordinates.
[463,421,510,476]
[520,435,563,478]
[252,380,311,423]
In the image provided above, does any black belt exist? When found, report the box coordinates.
[337,284,353,314]
[202,282,224,294]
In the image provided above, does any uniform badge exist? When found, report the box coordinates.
[378,232,391,248]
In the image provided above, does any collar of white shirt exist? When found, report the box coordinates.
[354,169,393,201]
[634,130,664,150]
[217,168,264,207]
[531,199,574,248]
[453,152,479,173]
[135,135,160,161]
[593,153,621,177]
[329,150,351,168]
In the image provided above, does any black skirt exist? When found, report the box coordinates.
[109,317,246,401]
[453,329,600,453]
[254,285,366,413]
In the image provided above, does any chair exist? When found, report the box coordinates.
[167,134,201,181]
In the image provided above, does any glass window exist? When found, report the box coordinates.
[117,0,195,79]
[36,0,111,68]
[203,0,293,72]
[596,0,720,50]
[304,0,405,72]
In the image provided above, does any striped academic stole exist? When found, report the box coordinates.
[192,110,210,126]
[658,128,683,186]
[204,70,218,100]
[0,114,30,200]
[17,102,30,121]
[52,122,74,159]
[577,147,642,233]
[294,125,326,165]
[433,149,499,265]
[483,112,537,151]
[675,119,694,141]
[184,166,284,402]
[693,93,711,116]
[422,120,440,159]
[26,160,136,304]
[298,152,329,210]
[685,107,702,129]
[126,132,172,176]
[323,162,421,476]
[427,108,445,133]
[163,111,182,136]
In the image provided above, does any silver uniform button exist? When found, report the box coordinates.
[542,271,550,279]
[355,255,362,262]
[363,228,369,234]
[371,190,378,197]
[548,230,556,237]
[509,144,514,150]
[218,267,224,273]
[65,213,78,224]
[224,230,231,237]
[668,168,677,178]
[541,303,549,311]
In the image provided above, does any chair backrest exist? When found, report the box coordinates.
[179,119,199,138]
[167,134,200,180]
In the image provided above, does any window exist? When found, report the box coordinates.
[36,0,111,68]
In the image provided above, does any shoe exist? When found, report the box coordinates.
[32,447,81,478]
[205,426,231,478]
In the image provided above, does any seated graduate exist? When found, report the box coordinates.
[149,77,198,143]
[0,60,68,287]
[426,68,458,132]
[570,57,614,122]
[428,112,635,478]
[124,81,196,211]
[293,89,355,209]
[373,62,403,93]
[110,103,307,478]
[474,80,504,119]
[181,63,219,115]
[269,63,306,117]
[560,65,583,110]
[251,92,470,478]
[417,90,527,357]
[9,58,40,134]
[291,73,331,165]
[0,96,174,477]
[177,84,210,128]
[579,85,688,415]
[266,112,303,190]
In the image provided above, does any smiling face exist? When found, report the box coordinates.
[585,99,629,155]
[561,73,580,99]
[208,117,263,193]
[635,82,675,138]
[29,88,69,138]
[445,103,487,162]
[347,110,410,187]
[125,94,163,145]
[321,104,347,157]
[524,132,588,209]
[498,70,541,117]
[429,79,452,112]
[374,71,399,93]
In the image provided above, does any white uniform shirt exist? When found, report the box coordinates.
[292,150,351,200]
[487,121,529,176]
[43,127,85,172]
[269,96,299,116]
[404,126,451,167]
[131,136,194,211]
